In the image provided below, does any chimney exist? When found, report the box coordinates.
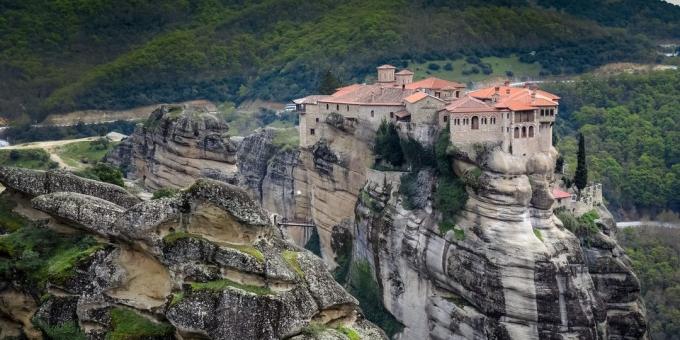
[506,88,511,95]
[492,86,500,103]
[504,80,510,86]
[494,86,500,94]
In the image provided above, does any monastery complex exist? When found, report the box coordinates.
[295,64,560,157]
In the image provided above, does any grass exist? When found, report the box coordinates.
[443,292,472,308]
[533,228,544,242]
[225,243,265,262]
[107,308,174,340]
[162,231,204,246]
[272,127,299,151]
[56,139,117,168]
[439,223,465,241]
[152,188,180,199]
[162,231,265,262]
[0,225,102,287]
[33,319,86,340]
[407,55,545,84]
[282,250,304,278]
[0,148,58,170]
[0,194,29,233]
[190,278,272,296]
[301,323,328,336]
[337,326,360,340]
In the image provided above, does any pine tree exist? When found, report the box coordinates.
[318,70,341,95]
[574,133,588,191]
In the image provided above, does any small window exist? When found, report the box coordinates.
[550,109,555,116]
[514,127,519,138]
[315,118,319,123]
[336,104,340,111]
[529,125,535,138]
[347,105,349,111]
[443,115,448,123]
[326,104,329,110]
[310,128,315,135]
[390,112,394,118]
[435,91,441,98]
[370,110,374,118]
[522,126,527,138]
[455,91,460,98]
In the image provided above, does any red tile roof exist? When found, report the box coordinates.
[405,77,465,90]
[552,188,572,199]
[404,92,428,103]
[447,84,559,114]
[320,84,415,105]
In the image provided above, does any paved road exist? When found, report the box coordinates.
[616,221,680,228]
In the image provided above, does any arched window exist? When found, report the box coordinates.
[471,116,479,130]
[370,110,374,118]
[529,126,534,137]
[514,127,520,138]
[326,104,329,110]
[522,126,527,138]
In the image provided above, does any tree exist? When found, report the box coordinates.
[574,133,588,191]
[318,70,341,95]
[375,120,403,167]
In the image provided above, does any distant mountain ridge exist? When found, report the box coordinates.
[1,0,678,121]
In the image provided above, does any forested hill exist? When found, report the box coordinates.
[1,0,679,121]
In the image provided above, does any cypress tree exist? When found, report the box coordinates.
[375,120,404,167]
[574,133,588,191]
[318,70,341,95]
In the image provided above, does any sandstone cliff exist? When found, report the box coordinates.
[0,167,385,340]
[350,146,647,339]
[106,104,238,191]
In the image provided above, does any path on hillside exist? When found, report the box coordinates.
[0,134,126,171]
[616,221,680,228]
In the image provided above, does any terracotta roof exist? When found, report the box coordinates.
[552,188,572,199]
[405,77,465,90]
[465,84,559,112]
[445,96,500,113]
[496,100,536,111]
[404,92,428,103]
[320,84,415,105]
[377,64,396,69]
[396,69,414,75]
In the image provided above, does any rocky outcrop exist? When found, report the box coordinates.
[0,173,384,339]
[351,146,647,339]
[105,104,239,190]
[0,166,140,208]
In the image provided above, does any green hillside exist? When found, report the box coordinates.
[1,0,676,121]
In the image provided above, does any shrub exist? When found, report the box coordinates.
[304,227,322,257]
[434,176,468,230]
[107,308,174,340]
[347,261,403,337]
[443,62,453,71]
[505,70,514,77]
[76,163,124,187]
[427,63,441,71]
[465,56,481,64]
[400,137,434,170]
[375,120,403,167]
[152,188,180,199]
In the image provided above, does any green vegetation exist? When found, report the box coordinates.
[152,188,180,200]
[408,55,544,83]
[0,224,103,288]
[107,308,174,340]
[75,162,124,187]
[435,177,468,234]
[0,148,58,170]
[304,227,322,257]
[217,106,298,137]
[374,120,403,168]
[162,231,204,246]
[399,172,421,210]
[2,0,660,123]
[0,194,30,233]
[4,121,137,144]
[301,323,328,337]
[225,243,265,262]
[618,226,680,339]
[337,325,360,340]
[318,70,342,95]
[346,261,403,338]
[272,127,300,151]
[282,250,305,278]
[574,133,588,191]
[56,138,117,168]
[190,278,272,296]
[533,228,543,242]
[33,319,86,340]
[545,70,680,215]
[555,208,600,236]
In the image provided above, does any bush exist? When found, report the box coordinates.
[434,176,468,230]
[427,63,441,71]
[346,261,403,337]
[505,70,514,77]
[152,188,179,199]
[465,56,482,64]
[443,62,453,71]
[374,120,403,167]
[107,308,174,340]
[76,163,124,187]
[400,137,434,170]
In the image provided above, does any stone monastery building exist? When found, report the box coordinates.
[295,65,559,157]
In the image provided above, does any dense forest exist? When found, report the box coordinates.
[545,70,680,216]
[618,227,680,340]
[3,0,677,121]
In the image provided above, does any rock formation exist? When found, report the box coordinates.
[0,167,385,340]
[106,104,238,191]
[351,146,647,339]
